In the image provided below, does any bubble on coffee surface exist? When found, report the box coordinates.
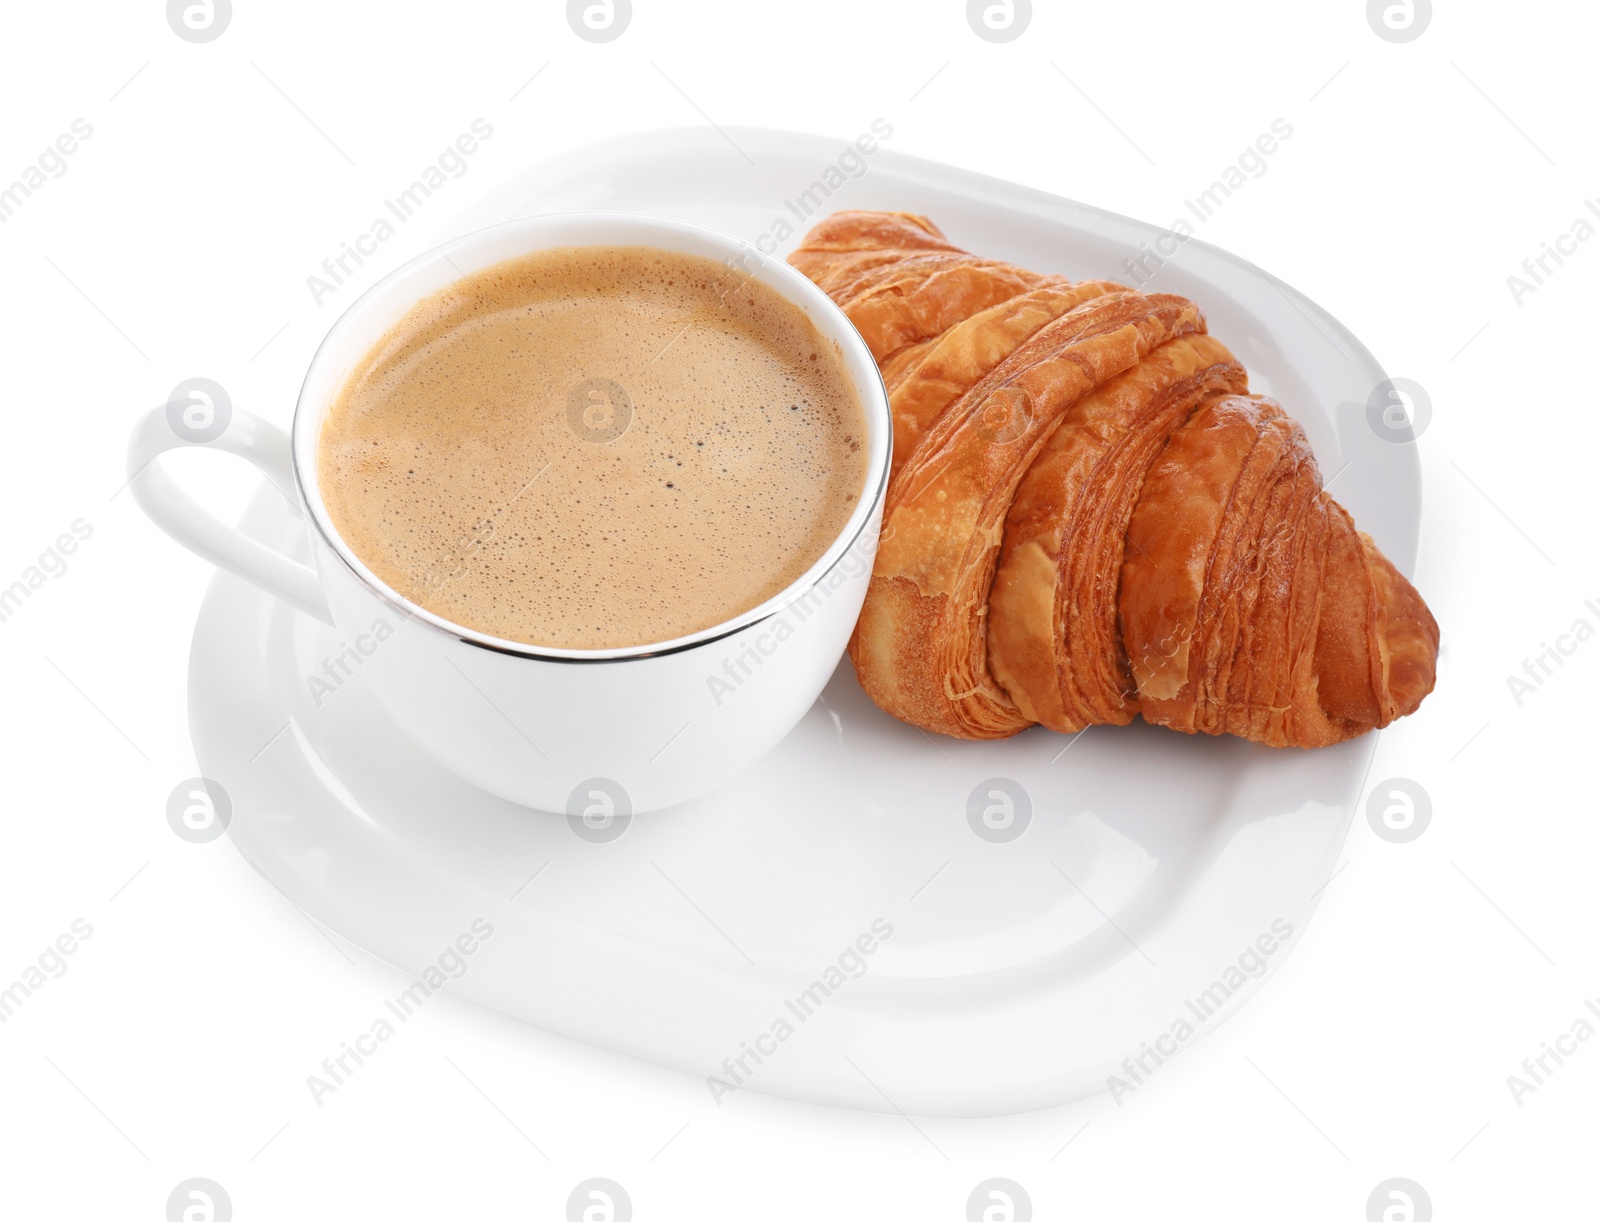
[317,246,867,649]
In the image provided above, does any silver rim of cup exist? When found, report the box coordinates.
[290,211,893,664]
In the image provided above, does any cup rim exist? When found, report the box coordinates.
[291,210,891,663]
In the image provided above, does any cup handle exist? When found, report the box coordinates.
[128,402,333,624]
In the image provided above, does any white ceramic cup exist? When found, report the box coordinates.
[129,213,891,814]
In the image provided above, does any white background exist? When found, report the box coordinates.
[1,1,1595,1218]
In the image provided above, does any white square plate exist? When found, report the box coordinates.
[192,128,1415,1116]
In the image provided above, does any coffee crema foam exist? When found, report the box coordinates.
[317,245,868,649]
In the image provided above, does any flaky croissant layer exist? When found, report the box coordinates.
[790,211,1439,749]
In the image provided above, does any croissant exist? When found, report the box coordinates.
[790,211,1438,748]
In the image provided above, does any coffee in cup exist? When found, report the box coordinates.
[316,245,868,649]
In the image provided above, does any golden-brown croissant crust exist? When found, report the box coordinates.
[1119,394,1438,747]
[789,211,1439,749]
